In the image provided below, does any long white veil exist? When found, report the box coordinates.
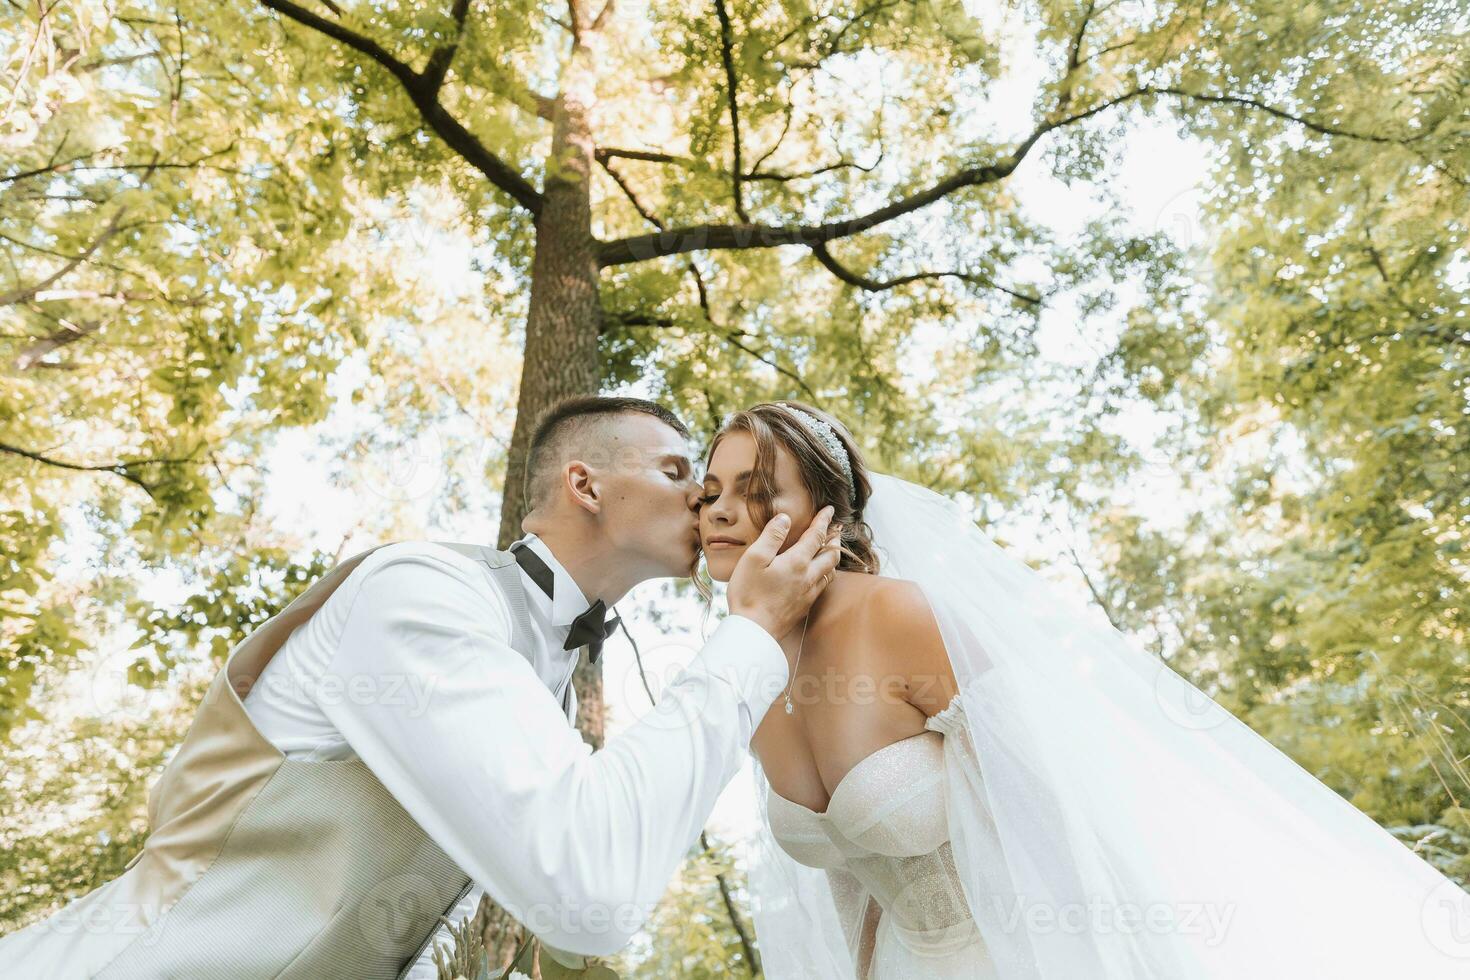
[743,472,1470,977]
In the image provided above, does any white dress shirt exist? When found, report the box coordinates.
[241,533,787,962]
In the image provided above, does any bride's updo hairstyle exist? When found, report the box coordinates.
[707,401,880,575]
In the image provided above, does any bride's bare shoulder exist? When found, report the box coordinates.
[811,570,902,626]
[813,572,927,622]
[846,575,956,713]
[850,573,929,615]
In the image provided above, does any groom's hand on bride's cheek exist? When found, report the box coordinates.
[727,505,841,638]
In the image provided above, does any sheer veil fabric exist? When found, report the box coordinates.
[744,472,1470,978]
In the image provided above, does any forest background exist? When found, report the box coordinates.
[2,0,1466,973]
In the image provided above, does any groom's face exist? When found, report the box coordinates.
[593,413,704,578]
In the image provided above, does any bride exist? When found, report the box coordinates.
[696,400,1470,979]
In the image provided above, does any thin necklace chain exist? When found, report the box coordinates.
[782,608,813,715]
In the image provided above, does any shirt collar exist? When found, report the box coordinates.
[512,532,591,632]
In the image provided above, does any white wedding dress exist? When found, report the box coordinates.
[743,473,1470,979]
[765,698,1000,979]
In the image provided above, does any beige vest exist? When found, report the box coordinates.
[0,542,568,979]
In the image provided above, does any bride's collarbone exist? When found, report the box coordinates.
[787,603,920,709]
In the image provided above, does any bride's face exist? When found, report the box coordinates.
[699,430,818,584]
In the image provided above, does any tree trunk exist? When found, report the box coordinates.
[482,34,605,971]
[495,65,604,554]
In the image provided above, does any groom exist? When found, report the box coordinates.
[0,395,839,979]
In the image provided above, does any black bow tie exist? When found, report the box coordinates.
[566,599,620,662]
[510,541,620,663]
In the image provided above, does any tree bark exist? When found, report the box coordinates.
[495,57,604,555]
[495,32,607,745]
[483,32,606,972]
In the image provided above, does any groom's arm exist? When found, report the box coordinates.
[318,543,787,957]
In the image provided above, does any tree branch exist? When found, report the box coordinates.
[774,0,906,71]
[809,241,1042,304]
[78,49,167,73]
[1,143,236,185]
[745,150,882,183]
[746,99,794,175]
[589,0,616,32]
[598,84,1419,267]
[1055,519,1125,633]
[1,151,97,185]
[1364,240,1434,323]
[602,311,675,330]
[596,155,1024,267]
[712,0,748,221]
[594,146,689,166]
[597,91,1145,266]
[687,261,818,399]
[599,157,665,228]
[1054,0,1097,115]
[21,288,172,303]
[259,0,543,214]
[258,0,418,86]
[745,92,887,183]
[1151,87,1409,144]
[701,829,761,976]
[598,147,820,400]
[13,315,102,370]
[0,441,198,499]
[567,0,586,41]
[420,0,473,96]
[0,209,128,307]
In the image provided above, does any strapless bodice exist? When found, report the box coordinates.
[766,700,979,956]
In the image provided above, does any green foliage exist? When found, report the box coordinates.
[125,547,334,682]
[1068,0,1470,878]
[0,497,79,737]
[0,675,205,932]
[613,835,758,979]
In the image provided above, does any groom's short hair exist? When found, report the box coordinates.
[525,396,691,507]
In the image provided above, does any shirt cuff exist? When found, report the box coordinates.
[691,614,790,725]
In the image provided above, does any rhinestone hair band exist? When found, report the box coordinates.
[776,404,857,505]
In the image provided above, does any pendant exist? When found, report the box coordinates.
[784,697,794,715]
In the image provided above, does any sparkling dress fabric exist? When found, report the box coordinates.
[764,698,1001,978]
